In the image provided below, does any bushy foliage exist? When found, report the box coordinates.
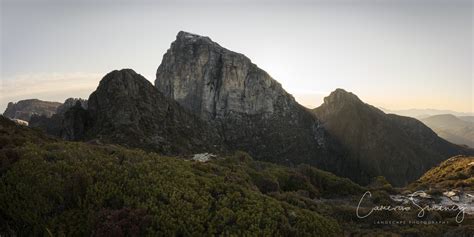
[0,119,356,236]
[409,155,474,191]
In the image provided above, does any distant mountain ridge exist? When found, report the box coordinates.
[381,108,474,118]
[459,116,474,123]
[3,99,61,121]
[421,114,474,148]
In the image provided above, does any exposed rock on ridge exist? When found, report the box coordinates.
[56,98,88,115]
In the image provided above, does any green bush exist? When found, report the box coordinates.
[0,142,343,236]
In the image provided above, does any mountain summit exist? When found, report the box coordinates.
[320,88,366,111]
[313,89,472,186]
[156,31,294,119]
[63,69,224,154]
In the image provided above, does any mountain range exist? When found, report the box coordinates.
[381,108,474,118]
[1,31,474,236]
[5,31,471,188]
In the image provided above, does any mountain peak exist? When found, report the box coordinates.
[175,31,217,47]
[312,88,472,186]
[156,31,290,118]
[322,88,363,108]
[97,68,151,90]
[102,68,139,80]
[177,31,203,39]
[64,68,224,154]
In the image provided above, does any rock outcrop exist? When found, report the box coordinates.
[313,89,473,186]
[64,69,224,154]
[61,101,89,141]
[155,31,354,181]
[29,98,88,137]
[156,31,293,119]
[3,99,61,121]
[56,98,88,115]
[11,119,28,126]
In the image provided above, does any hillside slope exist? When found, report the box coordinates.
[409,155,474,191]
[0,115,364,236]
[312,89,472,186]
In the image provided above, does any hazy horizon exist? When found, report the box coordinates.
[1,0,473,114]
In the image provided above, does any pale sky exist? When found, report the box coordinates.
[1,0,473,114]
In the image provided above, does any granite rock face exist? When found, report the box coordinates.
[156,31,294,119]
[3,99,61,121]
[313,89,473,186]
[155,31,351,179]
[65,69,224,154]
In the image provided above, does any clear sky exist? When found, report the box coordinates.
[1,0,472,114]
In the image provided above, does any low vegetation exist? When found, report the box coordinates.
[0,116,363,236]
[1,116,473,236]
[409,155,474,191]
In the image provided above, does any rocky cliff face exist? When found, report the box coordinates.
[156,31,294,119]
[155,31,356,181]
[313,89,473,186]
[3,99,61,121]
[65,69,224,154]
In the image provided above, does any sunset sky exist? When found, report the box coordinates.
[1,0,472,114]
